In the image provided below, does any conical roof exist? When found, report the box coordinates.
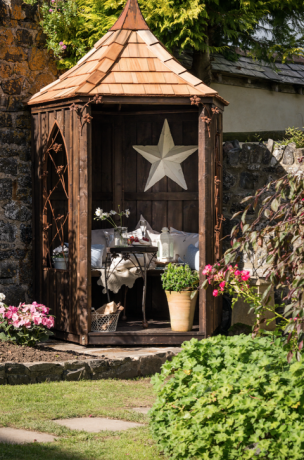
[28,0,228,105]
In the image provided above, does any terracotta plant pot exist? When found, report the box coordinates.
[165,290,198,332]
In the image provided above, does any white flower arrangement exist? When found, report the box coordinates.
[94,206,130,228]
[53,244,69,258]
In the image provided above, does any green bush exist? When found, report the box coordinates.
[277,126,304,148]
[150,335,304,460]
[161,263,199,292]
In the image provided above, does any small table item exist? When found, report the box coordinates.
[104,246,158,329]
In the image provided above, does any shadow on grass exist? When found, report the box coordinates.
[0,442,97,460]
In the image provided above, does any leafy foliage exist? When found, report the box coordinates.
[278,127,304,148]
[25,0,304,77]
[150,335,304,460]
[161,263,199,292]
[206,169,304,360]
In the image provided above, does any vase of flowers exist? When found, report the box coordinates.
[95,206,130,247]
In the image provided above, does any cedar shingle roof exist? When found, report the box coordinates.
[28,0,228,106]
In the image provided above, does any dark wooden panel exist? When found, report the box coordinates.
[124,192,198,201]
[152,201,167,232]
[71,109,80,334]
[31,112,40,300]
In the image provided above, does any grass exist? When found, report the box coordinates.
[0,378,166,460]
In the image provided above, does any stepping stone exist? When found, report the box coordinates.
[0,428,56,444]
[132,407,151,414]
[54,417,144,432]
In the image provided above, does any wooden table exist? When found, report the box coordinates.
[104,246,158,329]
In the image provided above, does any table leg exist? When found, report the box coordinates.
[142,254,148,329]
[122,286,128,321]
[105,253,110,303]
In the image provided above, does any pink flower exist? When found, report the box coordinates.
[13,320,20,328]
[59,41,63,45]
[219,281,226,291]
[235,270,241,277]
[202,264,213,275]
[213,289,219,297]
[0,307,5,315]
[42,316,48,326]
[33,316,42,326]
[5,311,13,319]
[49,8,53,12]
[62,45,67,50]
[241,270,250,281]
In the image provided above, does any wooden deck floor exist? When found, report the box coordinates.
[88,319,204,345]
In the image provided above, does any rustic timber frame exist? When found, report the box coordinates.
[30,95,225,346]
[29,0,227,345]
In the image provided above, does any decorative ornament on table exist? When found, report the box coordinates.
[133,119,198,191]
[158,227,174,263]
[94,206,130,247]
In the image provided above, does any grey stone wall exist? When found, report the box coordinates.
[222,139,299,252]
[0,0,58,305]
[0,350,176,385]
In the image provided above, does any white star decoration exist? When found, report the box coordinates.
[133,119,198,191]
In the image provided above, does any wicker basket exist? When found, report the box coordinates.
[91,309,122,332]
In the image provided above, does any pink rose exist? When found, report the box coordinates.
[213,289,219,297]
[219,281,226,291]
[235,270,241,277]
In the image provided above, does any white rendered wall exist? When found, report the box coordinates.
[211,83,304,133]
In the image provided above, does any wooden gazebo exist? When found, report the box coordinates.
[28,0,228,346]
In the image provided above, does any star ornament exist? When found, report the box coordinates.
[133,119,198,191]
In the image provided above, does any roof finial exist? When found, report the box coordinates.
[110,0,149,31]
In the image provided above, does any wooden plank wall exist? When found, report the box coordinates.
[31,106,90,343]
[92,110,199,320]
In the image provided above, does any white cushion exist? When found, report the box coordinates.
[185,244,199,270]
[91,244,104,268]
[171,232,199,262]
[135,214,159,234]
[170,227,199,239]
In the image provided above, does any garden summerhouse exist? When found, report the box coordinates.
[28,0,228,346]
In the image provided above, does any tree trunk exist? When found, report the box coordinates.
[191,49,212,86]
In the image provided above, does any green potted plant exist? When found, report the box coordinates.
[161,263,199,331]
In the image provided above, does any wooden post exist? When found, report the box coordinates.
[198,103,215,337]
[78,104,91,345]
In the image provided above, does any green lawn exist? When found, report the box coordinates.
[0,378,165,460]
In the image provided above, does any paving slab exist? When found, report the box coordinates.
[54,417,144,432]
[0,428,56,444]
[39,341,181,360]
[131,407,151,414]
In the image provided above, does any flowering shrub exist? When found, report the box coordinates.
[0,294,54,347]
[202,171,304,361]
[150,335,304,460]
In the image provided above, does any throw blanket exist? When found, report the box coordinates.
[96,254,156,294]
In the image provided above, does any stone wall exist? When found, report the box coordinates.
[0,350,176,385]
[222,138,300,266]
[0,0,58,304]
